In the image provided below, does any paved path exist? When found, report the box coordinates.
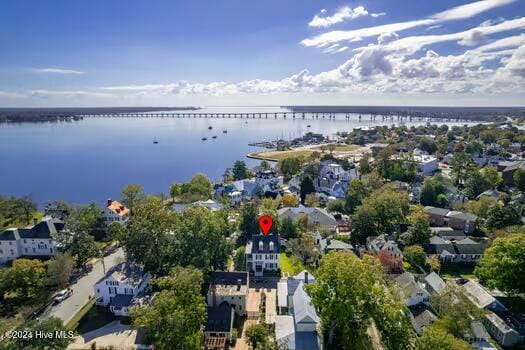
[68,321,142,350]
[43,248,125,324]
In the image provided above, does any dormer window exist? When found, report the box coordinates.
[258,241,263,251]
[269,241,274,251]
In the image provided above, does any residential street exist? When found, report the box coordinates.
[42,248,125,325]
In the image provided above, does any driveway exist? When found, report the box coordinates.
[42,248,125,324]
[68,321,145,350]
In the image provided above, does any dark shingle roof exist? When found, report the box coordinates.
[249,234,280,254]
[0,230,18,241]
[209,271,248,286]
[205,302,234,332]
[109,294,133,308]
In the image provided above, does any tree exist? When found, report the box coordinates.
[245,324,269,350]
[358,153,371,174]
[296,213,308,233]
[450,151,475,185]
[65,203,106,240]
[121,184,147,213]
[304,193,318,207]
[122,198,177,274]
[345,179,368,213]
[281,194,298,207]
[307,252,413,350]
[377,249,403,273]
[280,216,297,239]
[169,183,182,202]
[44,200,71,220]
[260,160,271,170]
[328,143,336,155]
[403,245,426,267]
[132,267,206,350]
[3,317,73,350]
[466,197,497,219]
[513,168,525,191]
[300,176,315,204]
[482,166,502,189]
[233,247,245,271]
[288,232,320,265]
[183,173,212,201]
[485,204,521,229]
[464,170,490,199]
[352,189,409,244]
[238,202,259,245]
[107,220,126,241]
[277,157,303,179]
[2,196,37,226]
[475,234,525,295]
[401,216,431,245]
[232,160,249,180]
[419,137,437,154]
[46,253,74,288]
[416,325,471,350]
[419,179,437,206]
[327,199,345,213]
[0,259,46,302]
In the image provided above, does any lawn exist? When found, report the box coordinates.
[67,299,116,334]
[440,264,477,280]
[280,252,306,276]
[248,143,360,161]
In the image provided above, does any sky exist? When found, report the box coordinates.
[0,0,524,107]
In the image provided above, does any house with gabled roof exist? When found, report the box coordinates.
[394,272,430,307]
[278,206,337,231]
[245,234,280,279]
[366,234,403,260]
[104,199,129,226]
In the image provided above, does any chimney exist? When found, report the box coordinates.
[237,279,242,291]
[107,198,112,207]
[304,271,309,284]
[120,205,124,211]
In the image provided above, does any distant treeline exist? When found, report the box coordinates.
[283,105,525,121]
[0,107,199,123]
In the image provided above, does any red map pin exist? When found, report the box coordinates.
[258,215,273,236]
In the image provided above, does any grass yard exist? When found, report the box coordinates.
[280,252,306,276]
[248,143,360,161]
[75,304,116,334]
[440,264,477,280]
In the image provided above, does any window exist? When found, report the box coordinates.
[24,239,27,243]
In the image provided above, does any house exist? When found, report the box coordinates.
[0,217,62,264]
[275,315,296,350]
[204,301,235,349]
[463,281,525,347]
[423,272,447,296]
[104,199,129,226]
[476,189,500,201]
[207,271,249,316]
[408,305,437,335]
[426,236,487,264]
[316,162,358,195]
[369,143,389,156]
[315,232,353,256]
[278,206,337,231]
[94,261,151,316]
[465,320,497,350]
[214,179,262,202]
[423,206,478,233]
[245,234,280,279]
[502,161,525,186]
[276,271,321,350]
[414,155,438,174]
[394,272,430,307]
[429,227,466,241]
[366,234,403,260]
[255,169,284,198]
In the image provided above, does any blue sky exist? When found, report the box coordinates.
[0,0,524,107]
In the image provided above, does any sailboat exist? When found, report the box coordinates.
[153,137,159,144]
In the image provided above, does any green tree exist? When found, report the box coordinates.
[233,246,245,271]
[245,324,269,350]
[450,151,475,185]
[466,197,497,219]
[300,176,315,204]
[307,252,413,350]
[345,179,368,214]
[352,189,409,244]
[121,184,147,213]
[358,153,371,174]
[0,259,46,302]
[122,198,177,274]
[281,194,298,207]
[132,267,206,350]
[169,182,182,202]
[277,157,303,179]
[485,204,521,229]
[260,160,271,170]
[107,220,126,241]
[464,170,490,199]
[419,137,437,154]
[3,317,73,350]
[232,160,249,180]
[513,168,525,191]
[402,216,431,245]
[416,325,471,350]
[419,179,437,206]
[184,173,212,201]
[482,166,502,189]
[238,202,259,245]
[327,199,346,213]
[46,253,74,289]
[403,245,426,267]
[475,234,525,295]
[65,203,106,240]
[280,216,298,239]
[296,213,309,233]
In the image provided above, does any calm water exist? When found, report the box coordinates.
[0,106,476,206]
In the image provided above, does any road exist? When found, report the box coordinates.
[42,248,125,325]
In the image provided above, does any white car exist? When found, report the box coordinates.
[54,288,73,303]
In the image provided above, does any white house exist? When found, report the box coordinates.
[245,234,280,279]
[0,217,62,264]
[394,272,430,307]
[94,261,150,316]
[414,155,438,174]
[104,199,129,226]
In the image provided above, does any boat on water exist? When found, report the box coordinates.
[208,126,213,130]
[307,125,311,127]
[201,137,207,141]
[212,135,217,139]
[153,137,159,144]
[222,130,227,133]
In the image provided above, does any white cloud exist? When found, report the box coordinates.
[29,89,111,98]
[458,30,489,46]
[302,0,517,47]
[377,32,399,45]
[33,68,84,75]
[371,12,386,18]
[308,5,369,28]
[426,25,442,31]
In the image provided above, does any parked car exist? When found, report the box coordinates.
[54,288,73,303]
